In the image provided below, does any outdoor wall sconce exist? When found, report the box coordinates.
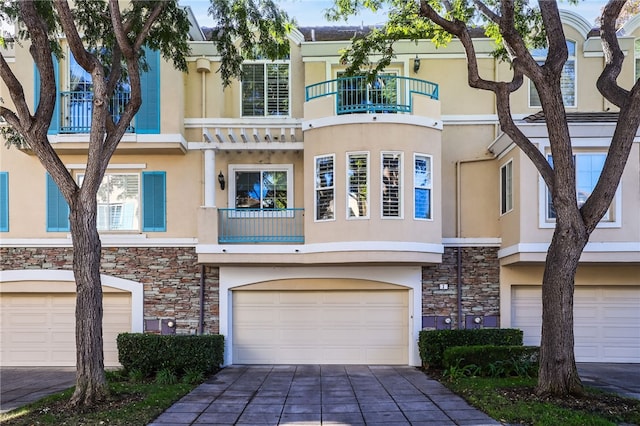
[167,320,176,328]
[218,171,226,190]
[474,316,482,324]
[413,55,421,73]
[444,317,452,324]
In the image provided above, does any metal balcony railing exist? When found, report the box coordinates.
[60,90,134,133]
[305,75,439,115]
[218,208,304,243]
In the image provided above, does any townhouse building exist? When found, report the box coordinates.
[0,9,638,367]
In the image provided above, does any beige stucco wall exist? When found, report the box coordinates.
[302,121,442,245]
[0,148,201,239]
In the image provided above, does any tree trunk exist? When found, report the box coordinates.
[69,199,107,407]
[536,219,588,396]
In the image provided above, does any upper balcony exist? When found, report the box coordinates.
[304,75,440,121]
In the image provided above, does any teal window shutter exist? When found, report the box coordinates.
[46,173,69,232]
[34,58,60,134]
[142,171,166,231]
[0,172,8,232]
[136,49,160,134]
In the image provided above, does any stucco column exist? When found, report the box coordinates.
[204,149,216,207]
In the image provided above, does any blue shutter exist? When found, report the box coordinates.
[0,172,8,232]
[136,49,160,134]
[46,173,70,232]
[142,171,166,231]
[34,58,60,134]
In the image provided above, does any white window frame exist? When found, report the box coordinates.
[500,160,513,216]
[528,40,577,108]
[413,153,433,221]
[314,154,336,222]
[346,151,370,220]
[240,61,291,118]
[381,151,403,219]
[227,164,294,217]
[538,151,621,229]
[77,172,141,232]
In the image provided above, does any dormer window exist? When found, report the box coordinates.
[529,40,576,108]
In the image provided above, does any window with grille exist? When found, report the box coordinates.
[501,160,513,215]
[381,152,402,218]
[233,168,290,210]
[77,173,140,231]
[347,152,369,219]
[414,154,432,220]
[242,63,289,117]
[529,41,576,108]
[315,155,335,221]
[545,153,613,222]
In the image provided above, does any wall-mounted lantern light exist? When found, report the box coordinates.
[413,55,421,73]
[218,171,226,190]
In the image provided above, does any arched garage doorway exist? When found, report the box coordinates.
[0,270,143,367]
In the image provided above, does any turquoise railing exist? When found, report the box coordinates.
[218,208,304,243]
[60,90,134,133]
[305,75,438,115]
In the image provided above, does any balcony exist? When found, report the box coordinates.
[60,90,134,133]
[305,75,439,115]
[218,208,304,243]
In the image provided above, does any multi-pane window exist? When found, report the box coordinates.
[315,155,335,221]
[347,153,369,219]
[381,152,402,218]
[232,166,290,210]
[78,173,140,231]
[241,63,289,117]
[500,161,513,215]
[529,41,576,108]
[414,155,432,220]
[546,153,608,220]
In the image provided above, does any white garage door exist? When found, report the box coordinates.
[512,286,640,363]
[232,290,409,364]
[0,293,131,367]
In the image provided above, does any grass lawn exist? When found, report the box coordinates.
[0,372,199,426]
[434,372,640,426]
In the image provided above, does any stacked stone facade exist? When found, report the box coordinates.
[0,247,221,334]
[422,246,500,329]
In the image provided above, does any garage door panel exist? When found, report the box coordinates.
[233,289,408,364]
[1,292,131,367]
[512,286,640,363]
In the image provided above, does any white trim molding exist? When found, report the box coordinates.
[0,237,198,248]
[303,114,442,132]
[499,242,640,259]
[197,241,444,255]
[0,269,144,332]
[442,238,502,247]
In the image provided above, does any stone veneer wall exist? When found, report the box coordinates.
[422,246,500,329]
[0,247,220,335]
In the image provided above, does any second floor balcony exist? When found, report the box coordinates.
[60,90,134,133]
[305,75,439,116]
[218,208,304,243]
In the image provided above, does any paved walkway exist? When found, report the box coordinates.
[0,367,75,413]
[148,365,501,425]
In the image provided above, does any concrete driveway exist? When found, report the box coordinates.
[577,363,640,400]
[0,367,75,413]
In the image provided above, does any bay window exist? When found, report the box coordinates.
[414,154,432,220]
[315,155,335,221]
[382,152,402,218]
[347,152,369,219]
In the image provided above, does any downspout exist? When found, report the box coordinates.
[199,264,205,335]
[455,156,496,329]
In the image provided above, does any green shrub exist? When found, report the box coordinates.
[117,333,224,379]
[155,368,178,385]
[418,328,523,368]
[443,345,539,378]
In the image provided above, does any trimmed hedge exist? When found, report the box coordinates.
[117,333,224,378]
[418,328,523,368]
[443,345,539,377]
